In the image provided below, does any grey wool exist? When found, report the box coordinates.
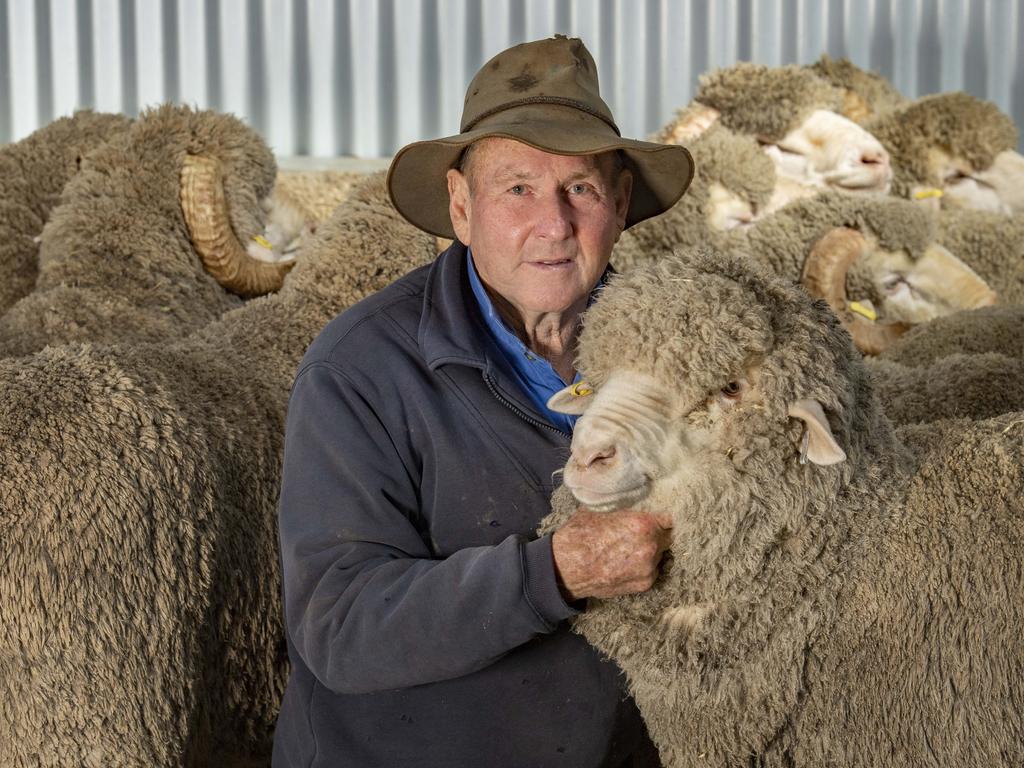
[541,249,1024,767]
[0,171,437,766]
[878,304,1024,366]
[612,124,776,272]
[0,110,132,315]
[0,104,275,358]
[695,62,844,140]
[936,208,1024,304]
[865,92,1019,197]
[808,54,906,120]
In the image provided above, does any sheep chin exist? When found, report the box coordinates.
[567,481,651,513]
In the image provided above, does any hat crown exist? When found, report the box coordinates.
[460,36,616,133]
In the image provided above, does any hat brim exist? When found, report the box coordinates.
[387,104,695,239]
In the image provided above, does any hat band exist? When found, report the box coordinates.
[462,96,621,135]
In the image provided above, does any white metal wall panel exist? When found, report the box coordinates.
[1,0,1022,156]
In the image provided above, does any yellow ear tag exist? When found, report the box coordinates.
[848,301,878,322]
[913,188,943,200]
[570,382,593,397]
[252,234,273,249]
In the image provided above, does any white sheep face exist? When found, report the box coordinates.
[552,369,845,516]
[764,109,892,195]
[929,147,1024,215]
[705,182,757,231]
[856,241,997,324]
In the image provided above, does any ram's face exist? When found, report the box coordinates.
[923,146,1024,215]
[764,109,892,194]
[553,369,766,513]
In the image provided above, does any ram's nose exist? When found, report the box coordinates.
[572,444,618,471]
[860,146,890,169]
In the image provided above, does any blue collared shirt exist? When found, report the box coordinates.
[468,250,605,434]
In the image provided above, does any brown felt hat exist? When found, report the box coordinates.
[387,35,695,239]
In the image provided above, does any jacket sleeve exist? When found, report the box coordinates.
[278,362,578,695]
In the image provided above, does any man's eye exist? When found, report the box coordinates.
[569,183,589,194]
[509,184,526,195]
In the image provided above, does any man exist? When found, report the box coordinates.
[274,36,693,767]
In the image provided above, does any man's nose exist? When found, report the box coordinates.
[534,194,574,240]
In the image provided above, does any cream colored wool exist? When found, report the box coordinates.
[0,171,437,766]
[0,104,276,358]
[0,110,132,315]
[273,169,370,223]
[612,124,775,272]
[695,62,844,141]
[541,249,1024,767]
[866,92,1019,197]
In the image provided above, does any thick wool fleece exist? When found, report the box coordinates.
[936,208,1024,304]
[809,54,906,120]
[722,190,934,308]
[613,125,775,272]
[879,304,1024,367]
[0,110,132,315]
[868,352,1024,424]
[696,62,844,141]
[866,92,1019,197]
[541,249,1024,767]
[0,104,275,358]
[0,172,437,767]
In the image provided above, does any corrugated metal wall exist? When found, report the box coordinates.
[1,0,1021,157]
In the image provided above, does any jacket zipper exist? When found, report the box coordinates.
[482,372,570,438]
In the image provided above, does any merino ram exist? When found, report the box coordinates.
[0,105,293,358]
[0,151,435,765]
[540,249,1024,767]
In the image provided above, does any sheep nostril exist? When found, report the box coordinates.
[580,445,617,469]
[861,149,889,167]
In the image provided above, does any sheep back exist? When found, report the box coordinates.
[0,104,277,358]
[0,111,132,316]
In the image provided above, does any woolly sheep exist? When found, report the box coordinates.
[613,124,776,272]
[0,110,132,315]
[0,168,436,765]
[617,168,996,355]
[0,104,291,358]
[689,62,893,195]
[540,248,1024,767]
[865,92,1024,213]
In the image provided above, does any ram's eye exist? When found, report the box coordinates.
[721,381,742,398]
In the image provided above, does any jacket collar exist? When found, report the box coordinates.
[418,241,492,371]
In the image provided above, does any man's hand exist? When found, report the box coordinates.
[551,509,673,601]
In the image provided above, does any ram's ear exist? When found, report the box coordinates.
[548,381,596,415]
[788,399,847,466]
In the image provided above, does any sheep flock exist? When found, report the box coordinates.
[0,56,1021,767]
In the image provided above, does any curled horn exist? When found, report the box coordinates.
[180,154,294,297]
[802,227,910,355]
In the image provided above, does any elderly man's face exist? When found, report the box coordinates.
[446,138,632,323]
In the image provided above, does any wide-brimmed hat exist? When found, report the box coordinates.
[387,35,694,239]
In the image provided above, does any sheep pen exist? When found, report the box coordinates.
[540,249,1024,767]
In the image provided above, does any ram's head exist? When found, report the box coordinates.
[550,250,877,523]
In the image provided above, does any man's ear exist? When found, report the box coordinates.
[447,168,472,245]
[615,168,633,232]
[787,399,847,466]
[548,382,596,415]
